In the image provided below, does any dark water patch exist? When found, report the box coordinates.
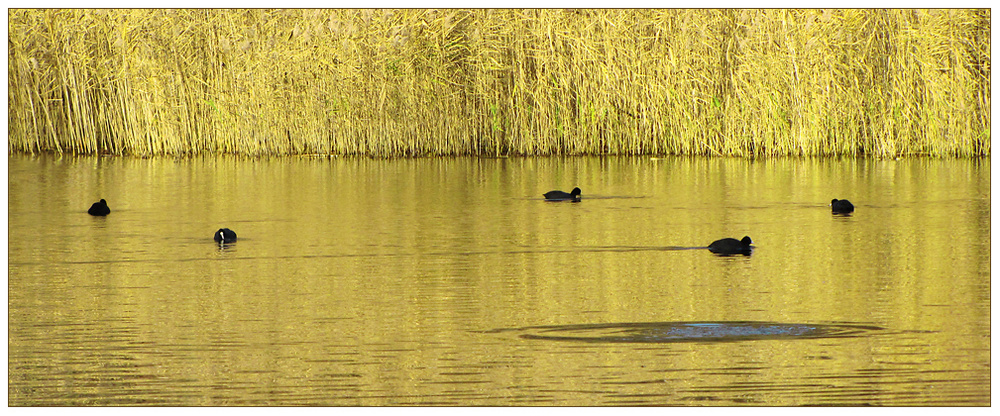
[588,245,703,252]
[519,195,652,201]
[9,245,706,267]
[566,195,651,200]
[486,321,885,344]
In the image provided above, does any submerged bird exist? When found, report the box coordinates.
[214,228,237,244]
[830,199,855,214]
[88,199,110,216]
[544,187,582,201]
[708,236,753,256]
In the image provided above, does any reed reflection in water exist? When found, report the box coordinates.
[7,155,990,406]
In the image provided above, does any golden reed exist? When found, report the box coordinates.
[8,9,991,157]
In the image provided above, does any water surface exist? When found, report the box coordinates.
[7,155,990,405]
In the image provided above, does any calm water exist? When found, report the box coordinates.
[7,154,990,406]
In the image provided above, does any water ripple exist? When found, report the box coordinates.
[486,321,885,343]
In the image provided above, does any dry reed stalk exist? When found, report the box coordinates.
[7,9,991,157]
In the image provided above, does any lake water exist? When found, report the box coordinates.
[7,154,991,406]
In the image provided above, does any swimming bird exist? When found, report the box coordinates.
[708,236,753,256]
[543,187,582,201]
[830,199,855,214]
[88,199,110,216]
[214,228,237,244]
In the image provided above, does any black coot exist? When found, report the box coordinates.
[544,187,582,201]
[214,228,237,244]
[831,199,855,213]
[708,236,753,256]
[88,199,110,216]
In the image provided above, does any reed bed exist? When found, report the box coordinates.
[8,9,991,157]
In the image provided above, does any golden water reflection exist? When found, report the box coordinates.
[8,155,990,405]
